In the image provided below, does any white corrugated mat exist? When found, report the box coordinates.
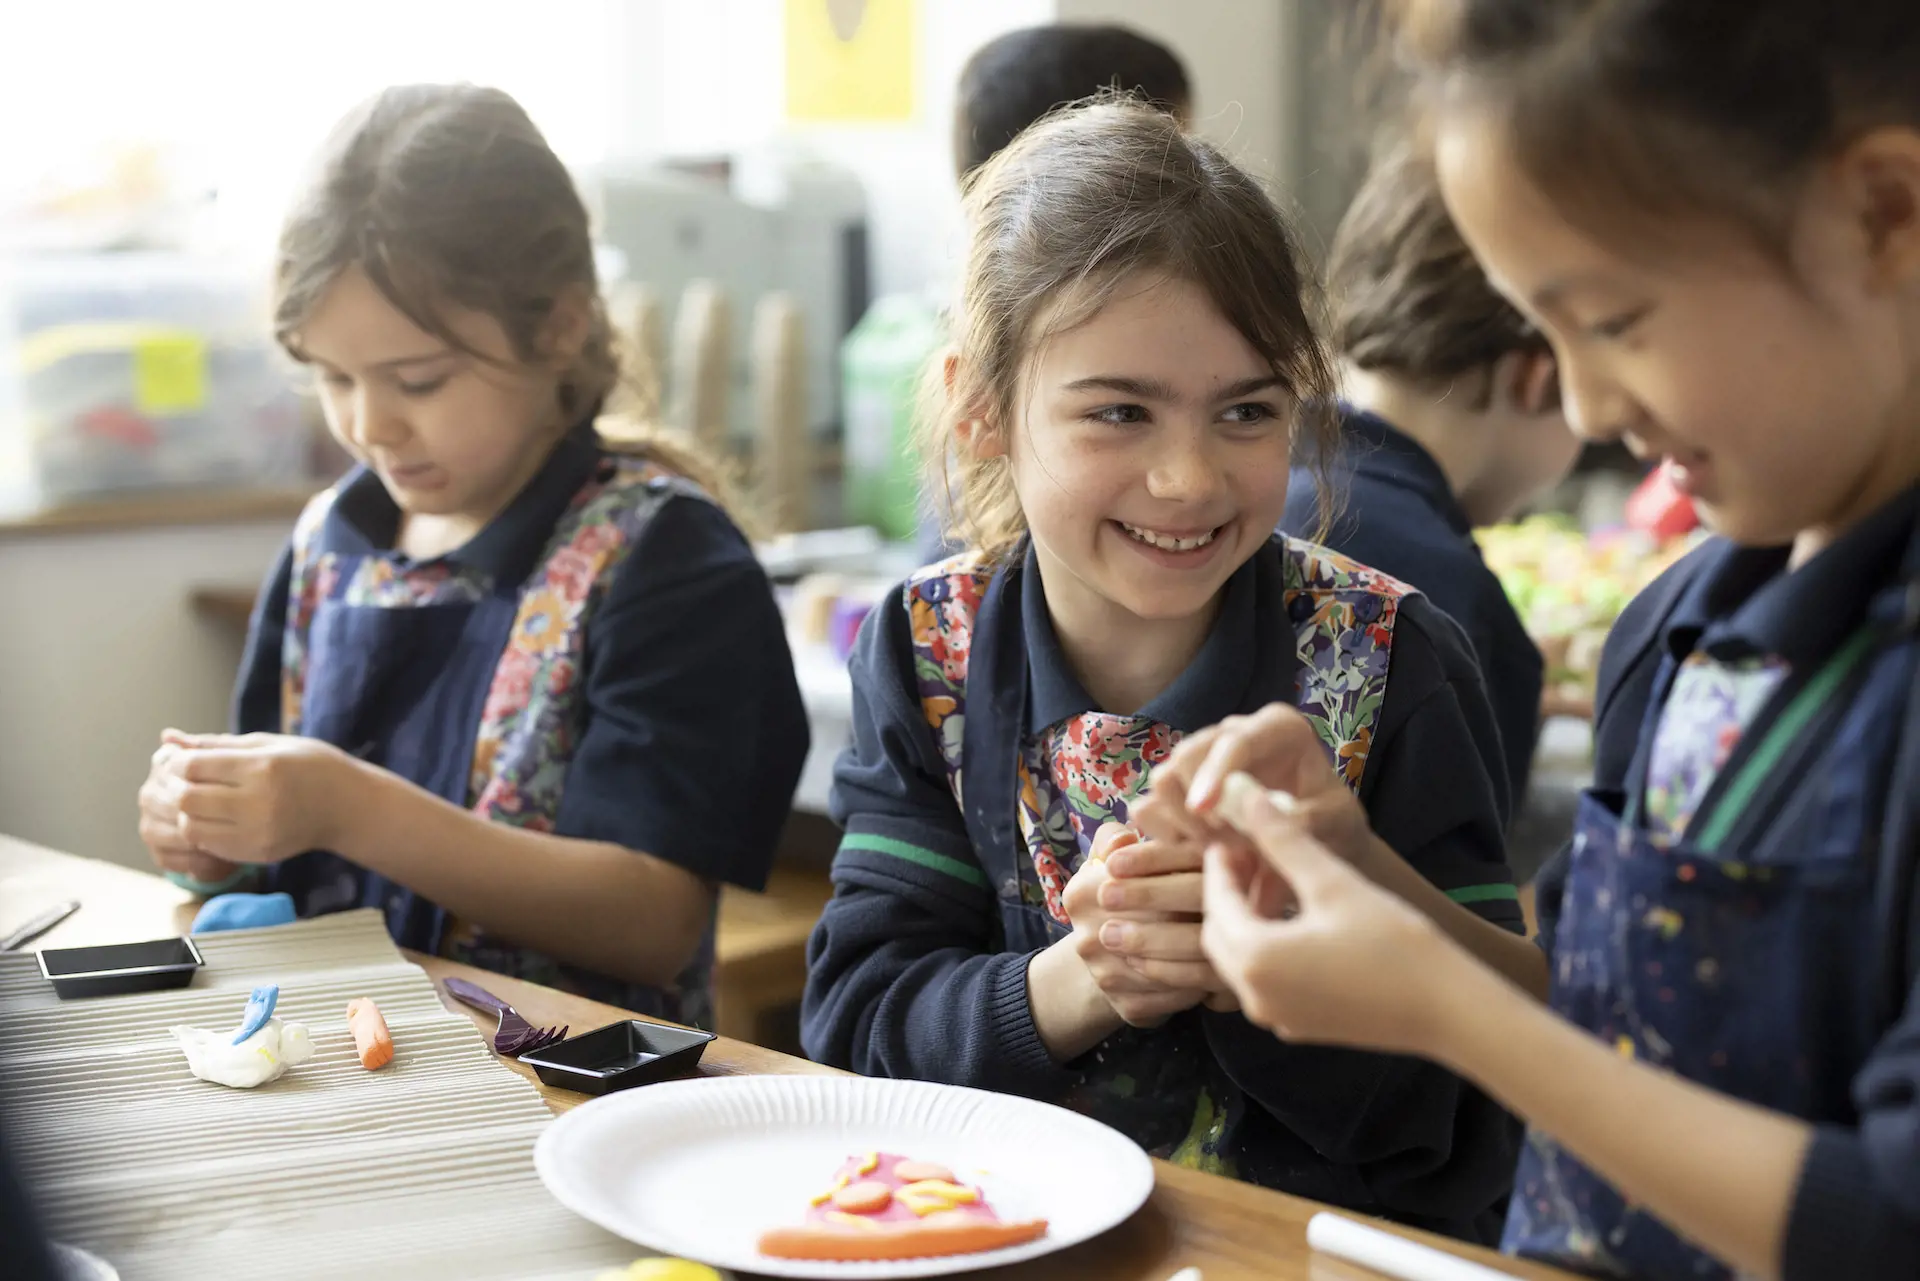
[0,909,646,1280]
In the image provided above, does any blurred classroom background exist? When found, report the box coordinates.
[0,1,1672,1039]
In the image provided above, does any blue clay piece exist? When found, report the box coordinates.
[190,892,295,935]
[231,984,279,1045]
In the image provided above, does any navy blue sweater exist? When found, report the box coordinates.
[1283,410,1541,805]
[802,539,1525,1243]
[1535,484,1920,1279]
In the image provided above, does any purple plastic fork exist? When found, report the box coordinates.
[442,977,568,1057]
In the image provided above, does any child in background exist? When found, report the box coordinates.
[952,23,1191,180]
[136,85,809,1028]
[1282,142,1577,804]
[803,101,1523,1243]
[914,23,1193,564]
[1148,2,1920,1277]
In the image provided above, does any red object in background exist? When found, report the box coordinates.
[1625,465,1699,539]
[76,405,160,449]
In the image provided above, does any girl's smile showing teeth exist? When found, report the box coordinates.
[1117,521,1222,552]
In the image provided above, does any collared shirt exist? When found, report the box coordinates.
[1021,539,1261,736]
[1640,482,1920,843]
[1283,409,1542,806]
[232,423,810,1025]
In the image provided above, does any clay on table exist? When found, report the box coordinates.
[758,1152,1048,1262]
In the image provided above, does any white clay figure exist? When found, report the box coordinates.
[171,1017,314,1088]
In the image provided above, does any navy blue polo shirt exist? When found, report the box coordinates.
[1536,483,1920,1280]
[803,539,1524,1240]
[1283,409,1542,806]
[1021,541,1259,736]
[231,424,810,1024]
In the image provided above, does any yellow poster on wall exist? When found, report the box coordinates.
[785,0,916,123]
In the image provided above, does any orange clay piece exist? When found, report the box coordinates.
[346,998,393,1070]
[830,1181,894,1214]
[892,1160,955,1183]
[759,1217,1049,1262]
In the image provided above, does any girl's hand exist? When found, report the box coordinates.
[1200,772,1456,1058]
[1060,823,1213,1027]
[161,730,361,865]
[1138,704,1380,880]
[138,739,242,884]
[1087,824,1241,1012]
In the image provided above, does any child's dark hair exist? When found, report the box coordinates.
[929,99,1335,560]
[953,25,1191,181]
[272,83,735,507]
[1330,140,1546,391]
[1392,1,1920,246]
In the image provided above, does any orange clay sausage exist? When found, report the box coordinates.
[758,1217,1048,1261]
[830,1181,894,1214]
[346,998,393,1070]
[892,1160,955,1184]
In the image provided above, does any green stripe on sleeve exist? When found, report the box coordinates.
[1444,883,1521,906]
[840,833,990,889]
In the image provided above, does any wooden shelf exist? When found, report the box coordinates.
[0,486,318,539]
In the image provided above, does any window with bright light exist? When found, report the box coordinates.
[0,0,617,253]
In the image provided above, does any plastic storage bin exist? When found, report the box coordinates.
[0,253,308,515]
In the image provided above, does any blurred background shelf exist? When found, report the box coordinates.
[0,485,316,538]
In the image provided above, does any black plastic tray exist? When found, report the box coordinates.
[517,1019,716,1095]
[37,937,204,1000]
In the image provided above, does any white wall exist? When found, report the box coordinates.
[1055,0,1296,188]
[604,0,1056,301]
[0,524,283,869]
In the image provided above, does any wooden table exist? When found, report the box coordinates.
[0,834,1577,1281]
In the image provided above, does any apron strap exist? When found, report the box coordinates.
[1689,626,1882,854]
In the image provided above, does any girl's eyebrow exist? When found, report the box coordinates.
[305,348,454,375]
[370,348,456,372]
[1062,374,1179,399]
[1060,374,1281,401]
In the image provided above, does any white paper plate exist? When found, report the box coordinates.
[534,1074,1156,1278]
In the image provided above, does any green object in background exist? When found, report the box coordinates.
[841,293,946,541]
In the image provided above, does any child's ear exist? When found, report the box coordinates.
[539,286,594,369]
[1833,126,1920,292]
[1494,349,1561,416]
[953,413,1007,460]
[945,353,1007,460]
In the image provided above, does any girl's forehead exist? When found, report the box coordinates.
[297,266,503,366]
[1432,116,1593,293]
[299,268,439,353]
[1433,109,1795,304]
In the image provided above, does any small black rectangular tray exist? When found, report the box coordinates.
[37,936,204,1000]
[517,1019,716,1095]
